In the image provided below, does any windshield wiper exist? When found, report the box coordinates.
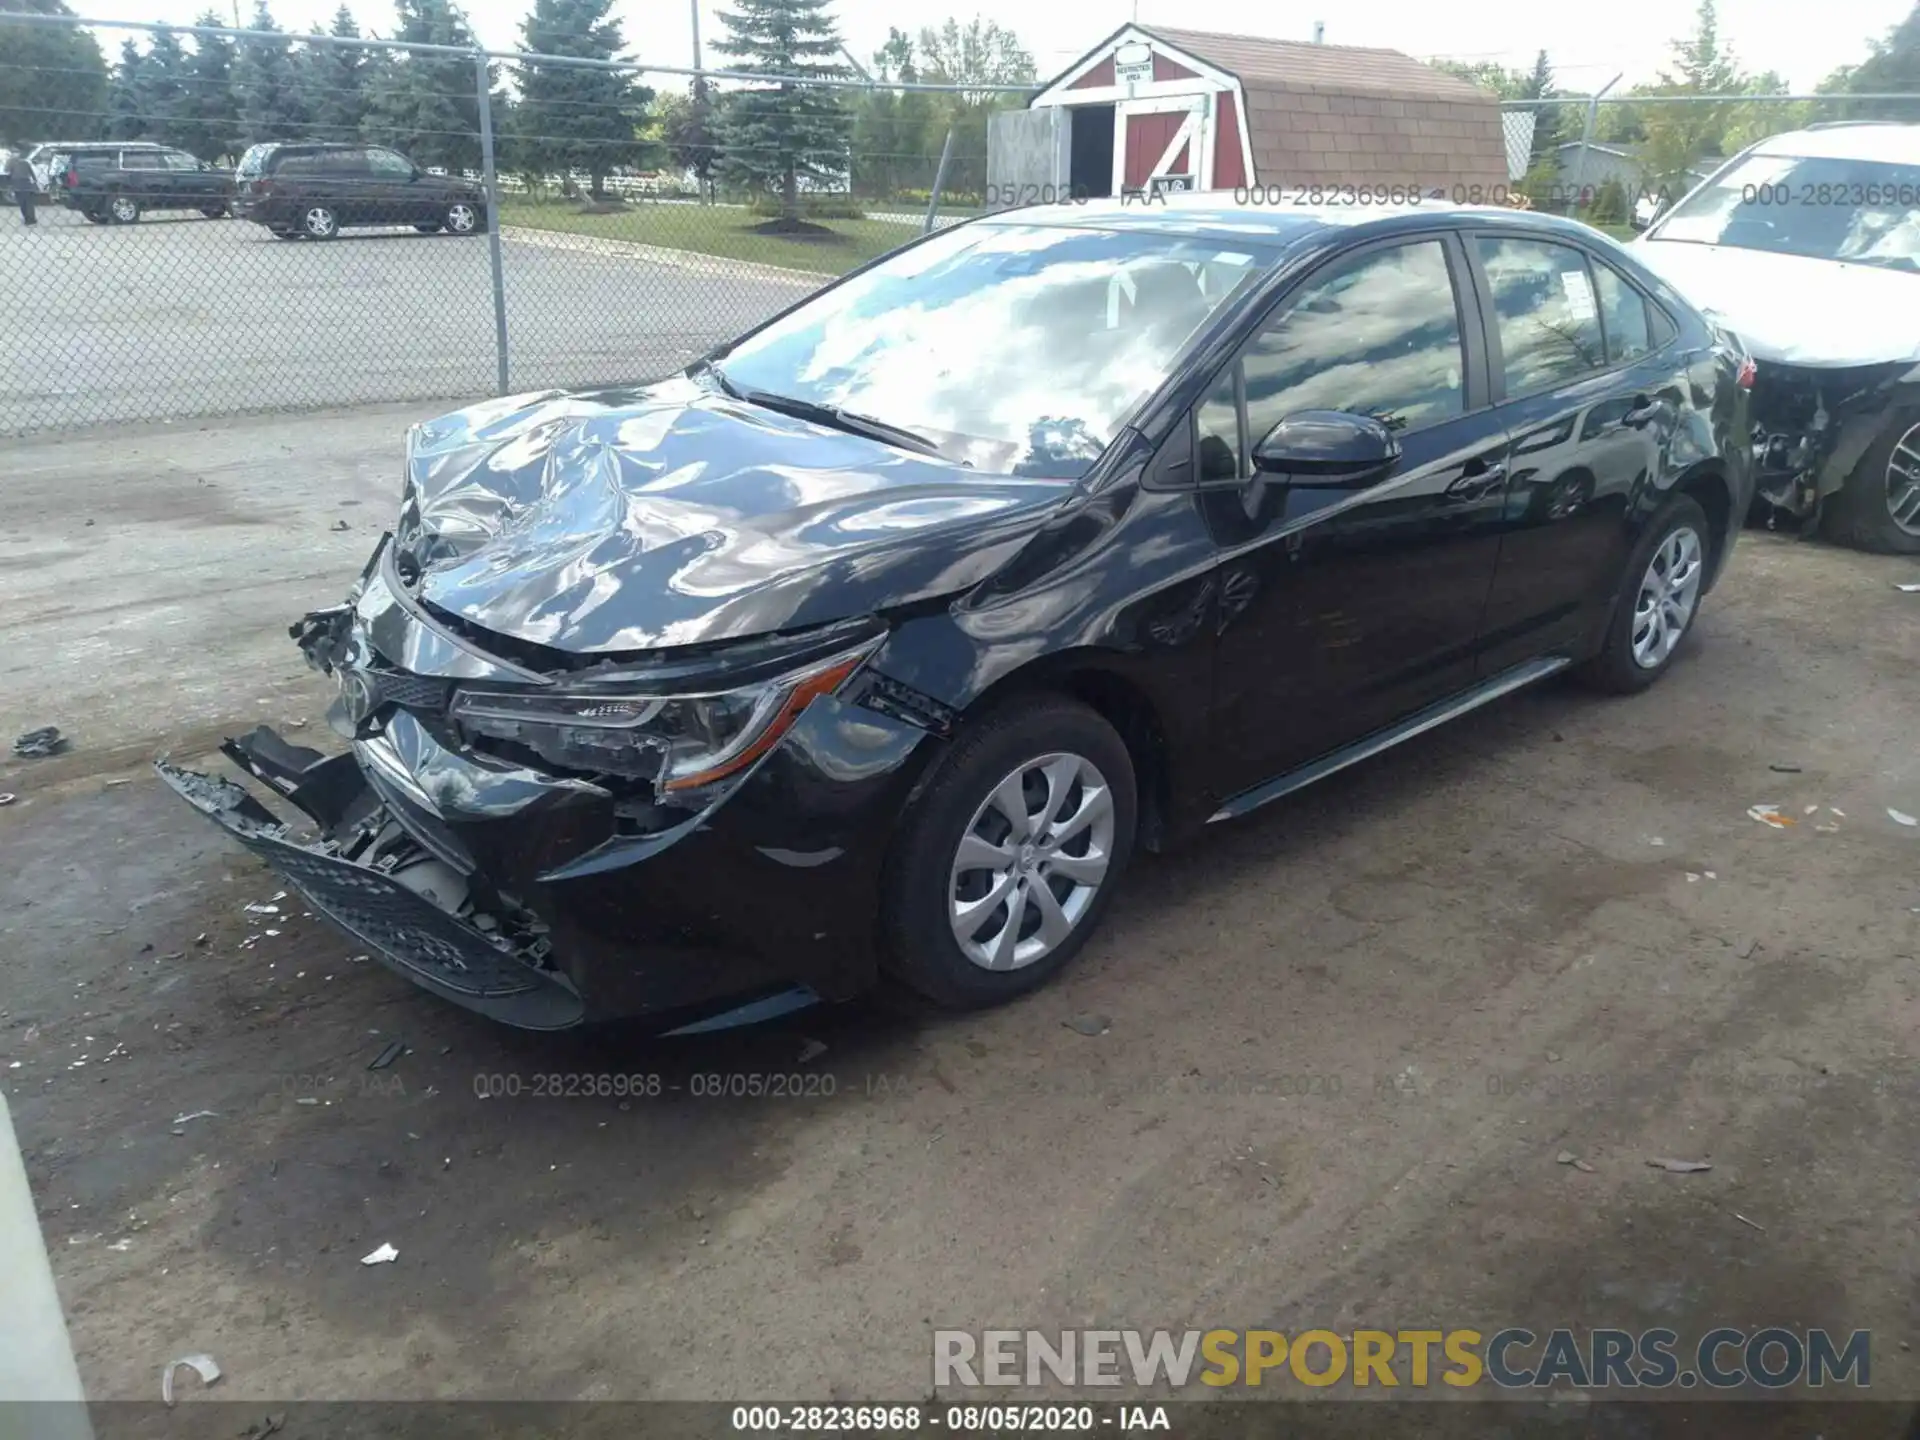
[689,356,744,399]
[692,360,947,459]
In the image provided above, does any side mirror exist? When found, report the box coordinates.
[1251,410,1401,486]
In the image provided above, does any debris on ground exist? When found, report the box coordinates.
[1647,1157,1712,1173]
[797,1038,828,1065]
[0,794,14,807]
[361,1242,399,1266]
[1895,582,1920,592]
[1747,804,1796,828]
[1734,1212,1766,1232]
[171,1110,217,1127]
[1647,836,1666,847]
[368,1039,406,1071]
[1890,808,1918,827]
[1555,1151,1596,1173]
[1768,763,1802,773]
[161,1353,222,1405]
[12,726,67,759]
[244,902,281,915]
[1063,1014,1112,1037]
[238,1416,286,1439]
[331,519,351,531]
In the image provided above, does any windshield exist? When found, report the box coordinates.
[708,223,1275,477]
[1652,152,1920,272]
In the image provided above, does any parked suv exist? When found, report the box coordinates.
[233,143,488,239]
[59,144,233,223]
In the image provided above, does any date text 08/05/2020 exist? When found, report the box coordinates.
[729,1406,1169,1433]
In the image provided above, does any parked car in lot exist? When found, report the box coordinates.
[1632,122,1920,552]
[159,199,1753,1034]
[57,143,233,223]
[233,142,488,239]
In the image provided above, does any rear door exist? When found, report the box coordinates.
[365,148,426,224]
[117,148,166,204]
[315,147,375,222]
[1199,231,1513,795]
[1467,232,1692,673]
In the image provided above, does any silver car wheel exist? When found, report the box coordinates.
[446,202,477,233]
[948,752,1115,972]
[109,195,138,223]
[1630,525,1703,670]
[303,206,337,238]
[1885,422,1920,537]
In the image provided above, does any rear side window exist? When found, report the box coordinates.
[236,145,274,177]
[1476,236,1608,397]
[1592,263,1652,364]
[71,151,115,170]
[121,151,163,170]
[321,149,373,175]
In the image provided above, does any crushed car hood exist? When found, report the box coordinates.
[1631,240,1920,366]
[394,378,1078,655]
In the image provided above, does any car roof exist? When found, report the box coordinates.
[1748,122,1920,163]
[978,194,1617,250]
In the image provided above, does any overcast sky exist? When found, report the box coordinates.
[62,0,1913,94]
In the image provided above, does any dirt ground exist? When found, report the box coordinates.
[6,409,1920,1409]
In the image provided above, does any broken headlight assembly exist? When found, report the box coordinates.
[447,637,881,794]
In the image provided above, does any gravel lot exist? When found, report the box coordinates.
[0,209,818,435]
[6,407,1920,1411]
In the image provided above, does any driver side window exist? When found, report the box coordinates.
[1194,240,1467,482]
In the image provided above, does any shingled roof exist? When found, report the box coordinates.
[1138,26,1493,102]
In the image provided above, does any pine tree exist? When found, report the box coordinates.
[1830,0,1920,119]
[850,28,934,200]
[712,0,852,225]
[143,28,192,148]
[1520,50,1561,161]
[658,84,719,198]
[107,38,155,140]
[363,0,491,173]
[233,0,308,144]
[0,0,110,145]
[299,5,373,144]
[516,0,655,200]
[175,12,241,161]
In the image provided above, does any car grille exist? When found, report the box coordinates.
[365,668,451,713]
[251,833,543,998]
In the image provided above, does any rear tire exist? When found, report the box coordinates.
[1579,494,1711,695]
[81,209,105,224]
[106,194,140,224]
[200,203,228,219]
[443,200,481,235]
[879,697,1136,1010]
[1818,410,1920,555]
[299,205,339,240]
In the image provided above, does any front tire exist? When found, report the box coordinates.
[880,697,1136,1009]
[299,204,339,240]
[106,195,140,224]
[1819,410,1920,554]
[443,200,481,235]
[1580,494,1711,694]
[200,202,228,219]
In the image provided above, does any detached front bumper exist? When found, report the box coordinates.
[158,539,941,1031]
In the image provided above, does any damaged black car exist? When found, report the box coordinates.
[1634,122,1920,552]
[161,199,1753,1032]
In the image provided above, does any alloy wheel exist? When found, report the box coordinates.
[446,202,477,233]
[948,752,1116,972]
[1630,525,1703,670]
[1884,422,1920,537]
[303,206,337,239]
[109,196,138,223]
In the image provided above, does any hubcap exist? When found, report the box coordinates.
[306,208,335,236]
[111,198,135,220]
[1885,422,1920,536]
[948,752,1115,971]
[447,203,475,232]
[1630,525,1703,670]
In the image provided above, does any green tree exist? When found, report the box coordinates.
[363,0,492,172]
[1823,0,1920,118]
[0,0,109,145]
[913,17,1033,200]
[850,27,934,200]
[658,84,719,198]
[174,12,241,160]
[142,27,192,147]
[233,0,307,143]
[296,6,375,144]
[516,0,656,199]
[107,38,155,140]
[1632,0,1745,198]
[712,0,852,225]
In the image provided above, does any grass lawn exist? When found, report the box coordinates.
[500,199,928,275]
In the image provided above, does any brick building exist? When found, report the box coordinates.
[1003,23,1507,201]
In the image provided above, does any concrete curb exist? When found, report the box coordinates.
[0,1093,92,1437]
[500,225,833,286]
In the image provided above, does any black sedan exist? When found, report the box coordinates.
[160,198,1755,1033]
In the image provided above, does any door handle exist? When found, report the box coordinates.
[1442,463,1506,503]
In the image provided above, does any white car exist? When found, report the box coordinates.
[1631,122,1920,552]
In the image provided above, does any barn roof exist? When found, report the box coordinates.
[1137,26,1493,102]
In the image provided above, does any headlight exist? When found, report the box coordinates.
[448,638,879,792]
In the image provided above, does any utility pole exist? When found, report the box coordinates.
[690,0,702,73]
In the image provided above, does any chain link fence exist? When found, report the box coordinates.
[0,13,1013,434]
[1498,91,1920,229]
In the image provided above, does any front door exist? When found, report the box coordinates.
[1117,96,1204,197]
[1199,233,1513,797]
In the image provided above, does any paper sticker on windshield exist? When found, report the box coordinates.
[1560,268,1598,323]
[1212,252,1255,265]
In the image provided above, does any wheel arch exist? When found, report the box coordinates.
[1669,459,1734,589]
